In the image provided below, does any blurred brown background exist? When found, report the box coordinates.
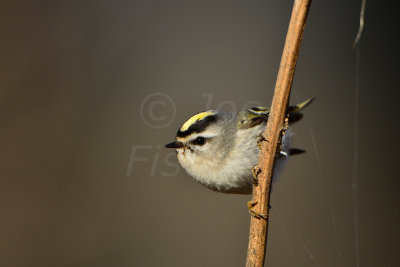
[1,1,399,266]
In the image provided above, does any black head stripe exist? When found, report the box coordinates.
[177,115,217,138]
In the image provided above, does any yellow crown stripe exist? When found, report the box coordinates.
[180,110,215,131]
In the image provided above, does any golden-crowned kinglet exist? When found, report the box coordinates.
[165,98,314,194]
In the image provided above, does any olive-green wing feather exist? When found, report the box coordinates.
[237,98,314,129]
[237,107,270,129]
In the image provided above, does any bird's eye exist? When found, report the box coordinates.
[191,136,207,146]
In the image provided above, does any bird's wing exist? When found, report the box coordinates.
[237,107,270,129]
[287,97,315,124]
[237,97,315,129]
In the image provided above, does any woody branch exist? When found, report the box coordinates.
[245,1,312,266]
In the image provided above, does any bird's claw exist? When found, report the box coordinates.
[257,133,269,148]
[247,201,268,220]
[252,167,261,185]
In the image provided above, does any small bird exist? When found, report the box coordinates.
[165,98,314,194]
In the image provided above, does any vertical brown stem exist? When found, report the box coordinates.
[245,1,311,266]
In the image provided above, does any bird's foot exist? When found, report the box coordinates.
[247,201,268,220]
[257,133,269,148]
[252,167,261,185]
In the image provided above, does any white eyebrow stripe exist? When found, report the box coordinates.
[176,130,219,143]
[191,132,218,139]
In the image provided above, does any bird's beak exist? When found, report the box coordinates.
[165,141,185,149]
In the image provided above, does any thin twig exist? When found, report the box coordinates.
[353,0,367,48]
[245,1,312,266]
